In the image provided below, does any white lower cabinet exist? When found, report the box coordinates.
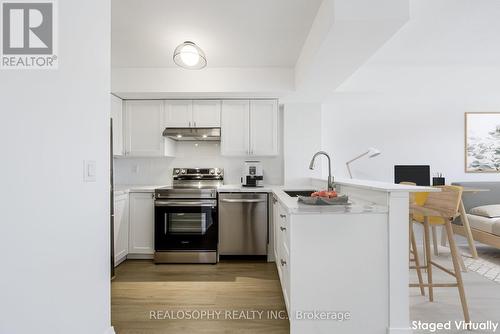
[128,192,155,255]
[114,193,129,266]
[272,195,281,261]
[273,195,390,333]
[279,239,290,311]
[274,200,290,310]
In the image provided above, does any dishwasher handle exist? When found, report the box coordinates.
[155,200,216,207]
[220,198,267,204]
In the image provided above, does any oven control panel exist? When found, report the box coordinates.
[172,168,224,179]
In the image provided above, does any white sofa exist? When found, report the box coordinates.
[452,182,500,249]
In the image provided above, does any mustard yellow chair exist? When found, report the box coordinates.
[413,193,444,256]
[411,189,466,270]
[410,186,470,322]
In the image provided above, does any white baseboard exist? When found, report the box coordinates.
[105,326,116,334]
[114,254,127,266]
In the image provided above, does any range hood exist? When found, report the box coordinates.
[162,127,221,141]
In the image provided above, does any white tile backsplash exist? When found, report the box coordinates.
[114,141,283,185]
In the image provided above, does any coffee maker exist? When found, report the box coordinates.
[241,161,263,187]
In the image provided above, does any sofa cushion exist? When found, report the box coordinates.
[470,205,500,218]
[467,214,500,236]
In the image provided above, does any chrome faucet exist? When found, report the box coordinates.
[309,151,334,191]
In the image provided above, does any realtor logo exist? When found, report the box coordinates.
[1,0,58,69]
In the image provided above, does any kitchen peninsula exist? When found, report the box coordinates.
[270,178,437,334]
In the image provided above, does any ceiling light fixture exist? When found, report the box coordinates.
[173,41,207,70]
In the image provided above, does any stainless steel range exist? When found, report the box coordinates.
[154,168,223,264]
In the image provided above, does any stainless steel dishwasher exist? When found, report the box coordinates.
[218,193,268,255]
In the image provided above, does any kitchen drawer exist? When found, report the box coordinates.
[279,206,289,228]
[278,207,289,253]
[278,240,290,312]
[272,196,283,262]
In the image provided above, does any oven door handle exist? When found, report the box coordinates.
[155,200,216,207]
[220,199,267,203]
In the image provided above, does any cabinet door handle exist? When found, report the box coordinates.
[280,259,286,266]
[189,121,191,127]
[280,214,286,219]
[194,121,197,127]
[280,226,286,232]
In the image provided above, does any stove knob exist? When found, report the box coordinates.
[181,169,187,174]
[216,170,222,175]
[174,169,180,174]
[210,169,215,175]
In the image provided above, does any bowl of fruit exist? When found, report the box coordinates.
[298,190,349,206]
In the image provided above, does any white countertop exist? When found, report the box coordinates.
[272,186,388,215]
[114,184,169,195]
[114,179,434,215]
[115,184,276,194]
[217,184,275,192]
[312,177,439,193]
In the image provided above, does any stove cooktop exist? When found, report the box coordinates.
[154,168,224,199]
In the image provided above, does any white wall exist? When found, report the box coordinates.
[293,0,409,102]
[321,0,500,184]
[283,103,323,185]
[115,142,284,186]
[0,1,111,333]
[112,67,293,99]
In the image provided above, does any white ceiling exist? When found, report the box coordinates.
[112,0,322,68]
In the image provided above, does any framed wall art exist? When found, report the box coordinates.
[465,112,500,173]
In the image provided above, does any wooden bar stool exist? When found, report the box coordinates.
[409,186,470,322]
[401,182,427,296]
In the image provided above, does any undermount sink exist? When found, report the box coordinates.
[283,189,317,197]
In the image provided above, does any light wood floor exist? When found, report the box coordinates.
[111,260,289,334]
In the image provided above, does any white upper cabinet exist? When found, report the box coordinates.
[110,94,124,156]
[250,100,279,156]
[124,100,165,157]
[164,100,193,127]
[221,100,250,156]
[221,99,279,157]
[121,99,276,157]
[192,100,221,127]
[165,100,221,128]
